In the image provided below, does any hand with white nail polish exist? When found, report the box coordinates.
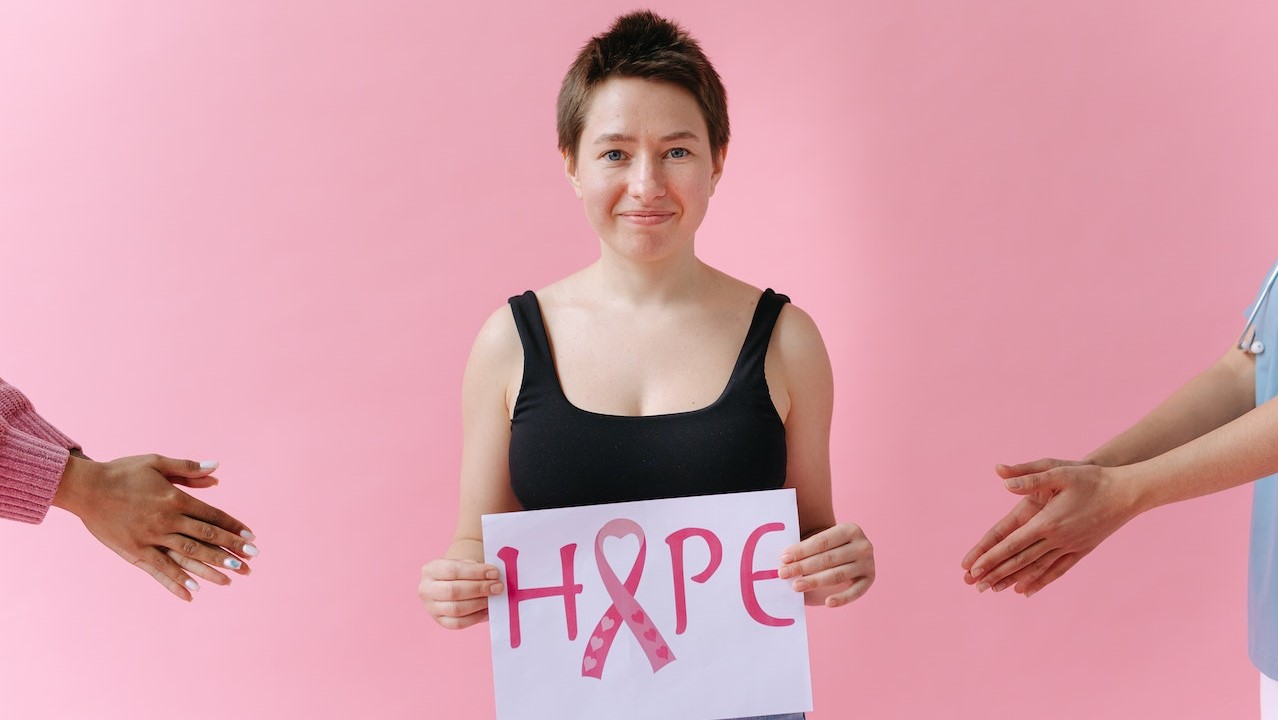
[52,453,256,602]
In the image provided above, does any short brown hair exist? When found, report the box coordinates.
[557,10,729,167]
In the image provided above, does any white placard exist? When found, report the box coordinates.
[482,489,812,720]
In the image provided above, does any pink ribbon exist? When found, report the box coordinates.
[581,518,675,678]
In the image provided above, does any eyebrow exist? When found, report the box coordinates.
[592,131,702,144]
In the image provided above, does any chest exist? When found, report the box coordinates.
[543,306,753,417]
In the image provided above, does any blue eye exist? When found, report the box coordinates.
[603,150,624,162]
[668,148,689,159]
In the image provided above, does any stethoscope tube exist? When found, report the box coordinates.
[1240,263,1278,355]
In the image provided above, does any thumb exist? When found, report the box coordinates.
[151,456,219,481]
[996,458,1065,479]
[1003,468,1060,495]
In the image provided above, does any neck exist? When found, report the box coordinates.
[590,240,711,307]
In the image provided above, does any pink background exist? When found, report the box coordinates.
[1,1,1275,717]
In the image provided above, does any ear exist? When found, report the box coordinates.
[709,145,727,196]
[563,150,583,199]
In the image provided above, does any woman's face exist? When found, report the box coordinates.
[566,77,725,264]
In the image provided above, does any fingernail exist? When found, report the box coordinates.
[971,566,984,579]
[184,579,200,593]
[199,460,219,471]
[1025,589,1037,598]
[793,580,807,592]
[777,567,791,579]
[490,583,504,595]
[977,582,990,593]
[485,569,499,580]
[1005,478,1022,489]
[994,581,1009,592]
[223,557,243,570]
[242,543,259,557]
[240,529,256,541]
[780,553,795,564]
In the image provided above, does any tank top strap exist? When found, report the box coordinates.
[507,291,558,390]
[732,288,790,382]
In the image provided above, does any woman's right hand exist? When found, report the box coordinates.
[53,453,256,602]
[419,558,504,629]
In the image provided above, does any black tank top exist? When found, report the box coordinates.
[507,289,790,510]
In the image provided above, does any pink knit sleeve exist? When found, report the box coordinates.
[0,379,75,524]
[0,377,79,450]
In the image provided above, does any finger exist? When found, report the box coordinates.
[422,560,501,582]
[975,538,1050,591]
[179,495,257,551]
[1002,468,1063,495]
[162,533,251,576]
[781,524,860,564]
[823,576,874,608]
[431,597,491,619]
[999,548,1065,593]
[995,458,1066,479]
[165,549,232,586]
[1023,553,1084,597]
[791,561,869,593]
[133,548,197,601]
[779,542,864,580]
[170,474,218,489]
[961,501,1036,573]
[422,579,504,603]
[968,517,1048,582]
[174,517,255,570]
[150,455,219,479]
[436,608,489,630]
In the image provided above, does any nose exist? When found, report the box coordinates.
[627,156,666,202]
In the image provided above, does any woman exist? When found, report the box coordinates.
[419,11,874,718]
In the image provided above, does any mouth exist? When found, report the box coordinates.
[619,211,675,226]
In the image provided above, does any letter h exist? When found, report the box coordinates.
[496,544,583,649]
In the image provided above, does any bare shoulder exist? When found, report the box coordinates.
[774,302,830,364]
[464,301,524,412]
[470,302,522,365]
[699,264,825,354]
[736,283,831,420]
[533,266,597,312]
[700,265,771,315]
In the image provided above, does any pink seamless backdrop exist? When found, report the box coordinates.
[2,1,1276,718]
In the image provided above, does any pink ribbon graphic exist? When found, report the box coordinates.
[581,519,675,678]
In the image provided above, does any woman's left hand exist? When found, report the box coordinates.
[778,522,874,608]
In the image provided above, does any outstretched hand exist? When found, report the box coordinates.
[54,454,257,601]
[961,458,1138,596]
[960,458,1078,587]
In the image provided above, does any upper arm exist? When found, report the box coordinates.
[451,305,525,548]
[767,304,837,537]
[1216,344,1258,415]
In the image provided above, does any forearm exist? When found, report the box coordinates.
[50,454,102,518]
[1087,349,1254,467]
[445,536,486,563]
[1125,391,1278,512]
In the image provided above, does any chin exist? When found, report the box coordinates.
[604,230,689,262]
